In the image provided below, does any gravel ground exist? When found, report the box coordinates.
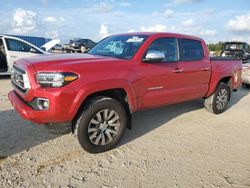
[0,76,250,188]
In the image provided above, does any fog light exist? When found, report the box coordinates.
[37,98,49,110]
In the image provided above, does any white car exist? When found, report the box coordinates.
[0,35,59,75]
[242,63,250,88]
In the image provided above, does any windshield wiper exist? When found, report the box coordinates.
[92,53,128,60]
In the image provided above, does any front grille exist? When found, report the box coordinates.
[11,65,30,94]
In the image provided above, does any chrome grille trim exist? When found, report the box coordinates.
[11,65,30,94]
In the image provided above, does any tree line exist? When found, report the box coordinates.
[207,42,224,55]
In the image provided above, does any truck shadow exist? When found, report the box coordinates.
[120,100,204,147]
[0,110,61,157]
[0,88,248,156]
[228,87,250,108]
[120,87,249,147]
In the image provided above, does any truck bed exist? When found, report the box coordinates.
[208,57,242,94]
[210,56,242,62]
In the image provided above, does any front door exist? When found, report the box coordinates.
[137,37,184,109]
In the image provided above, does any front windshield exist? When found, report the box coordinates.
[224,43,243,50]
[88,35,148,59]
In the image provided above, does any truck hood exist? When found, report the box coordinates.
[16,53,128,70]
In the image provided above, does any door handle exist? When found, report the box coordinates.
[201,67,210,71]
[172,68,184,73]
[10,56,18,58]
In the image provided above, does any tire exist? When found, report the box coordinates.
[76,96,127,153]
[204,83,231,114]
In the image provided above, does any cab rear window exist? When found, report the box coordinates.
[179,39,204,61]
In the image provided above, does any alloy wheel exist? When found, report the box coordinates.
[87,109,121,146]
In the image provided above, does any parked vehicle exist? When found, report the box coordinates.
[0,35,59,75]
[242,63,250,88]
[51,44,64,52]
[8,32,242,153]
[66,38,96,53]
[221,42,250,63]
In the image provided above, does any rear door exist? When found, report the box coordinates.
[176,38,211,100]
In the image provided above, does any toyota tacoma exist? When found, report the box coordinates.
[8,32,242,153]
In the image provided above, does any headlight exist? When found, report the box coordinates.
[36,72,78,87]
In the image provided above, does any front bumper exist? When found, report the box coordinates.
[8,91,34,122]
[8,87,78,124]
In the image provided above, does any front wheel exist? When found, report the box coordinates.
[204,83,231,114]
[76,96,127,153]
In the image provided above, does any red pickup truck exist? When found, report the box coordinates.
[8,32,242,153]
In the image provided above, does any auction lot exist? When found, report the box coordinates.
[0,77,250,188]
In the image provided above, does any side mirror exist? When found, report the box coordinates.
[143,50,165,63]
[30,48,37,53]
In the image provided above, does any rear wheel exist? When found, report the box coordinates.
[76,96,127,153]
[204,83,231,114]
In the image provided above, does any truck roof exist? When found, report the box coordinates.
[112,32,203,41]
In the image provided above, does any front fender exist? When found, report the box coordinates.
[68,79,137,120]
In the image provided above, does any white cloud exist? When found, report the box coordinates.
[164,9,174,18]
[128,29,136,33]
[99,23,110,39]
[140,24,167,32]
[12,8,37,34]
[118,2,131,8]
[172,0,202,4]
[45,30,59,39]
[226,13,250,33]
[44,16,56,22]
[92,2,113,13]
[181,19,196,27]
[43,16,64,23]
[231,36,244,42]
[199,29,216,37]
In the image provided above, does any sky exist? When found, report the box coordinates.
[0,0,250,43]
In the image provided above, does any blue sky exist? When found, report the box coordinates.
[0,0,250,43]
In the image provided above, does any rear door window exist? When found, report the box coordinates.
[179,39,204,61]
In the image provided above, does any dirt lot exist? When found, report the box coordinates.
[0,76,250,188]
